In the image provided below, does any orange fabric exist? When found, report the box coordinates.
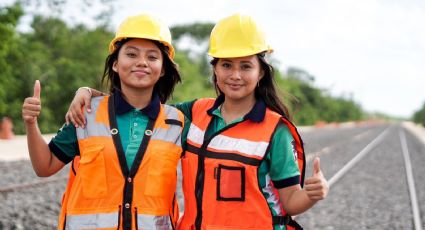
[58,157,79,230]
[58,96,182,229]
[179,98,305,230]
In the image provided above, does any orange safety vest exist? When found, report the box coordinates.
[179,98,305,230]
[58,95,184,230]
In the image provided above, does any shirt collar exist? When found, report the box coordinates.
[206,94,266,123]
[114,89,160,120]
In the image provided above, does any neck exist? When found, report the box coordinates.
[120,86,153,110]
[221,95,256,123]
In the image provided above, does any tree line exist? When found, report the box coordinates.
[1,3,367,135]
[413,103,425,127]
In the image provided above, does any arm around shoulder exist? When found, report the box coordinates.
[65,87,107,127]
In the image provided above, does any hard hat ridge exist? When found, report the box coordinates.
[208,13,273,58]
[109,14,175,59]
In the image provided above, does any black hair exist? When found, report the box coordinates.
[101,38,181,103]
[210,53,292,120]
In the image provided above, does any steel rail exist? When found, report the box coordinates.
[399,128,423,230]
[328,125,391,187]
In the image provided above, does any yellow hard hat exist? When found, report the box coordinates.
[208,13,273,58]
[109,14,175,59]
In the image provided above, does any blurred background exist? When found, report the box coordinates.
[1,1,425,229]
[1,0,424,136]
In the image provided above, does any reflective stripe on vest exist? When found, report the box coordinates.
[66,212,171,230]
[188,123,268,159]
[60,96,183,230]
[136,215,171,230]
[152,105,182,147]
[76,100,182,147]
[66,212,119,230]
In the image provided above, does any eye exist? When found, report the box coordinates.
[126,52,137,58]
[221,62,231,69]
[148,55,159,60]
[241,64,252,70]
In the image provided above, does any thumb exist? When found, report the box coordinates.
[33,80,41,99]
[313,157,321,176]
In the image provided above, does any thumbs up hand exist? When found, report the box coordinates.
[304,157,329,201]
[22,80,42,125]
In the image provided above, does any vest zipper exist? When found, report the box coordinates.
[108,96,155,230]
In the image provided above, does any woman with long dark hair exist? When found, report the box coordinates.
[23,14,184,229]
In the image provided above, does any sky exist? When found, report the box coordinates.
[5,0,425,118]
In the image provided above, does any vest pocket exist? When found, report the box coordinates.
[216,164,245,201]
[79,144,107,198]
[144,150,179,198]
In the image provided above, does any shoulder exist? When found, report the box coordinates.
[163,104,183,117]
[272,122,293,141]
[92,95,107,102]
[88,96,109,114]
[54,123,77,139]
[194,98,215,104]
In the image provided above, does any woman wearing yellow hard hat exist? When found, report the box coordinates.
[22,14,184,229]
[66,13,329,230]
[177,13,329,230]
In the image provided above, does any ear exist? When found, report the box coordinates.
[112,60,118,73]
[160,67,165,78]
[213,65,218,76]
[259,69,265,80]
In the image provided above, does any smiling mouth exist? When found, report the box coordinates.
[227,83,242,88]
[132,70,150,76]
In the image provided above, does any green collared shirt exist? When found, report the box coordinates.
[49,92,162,169]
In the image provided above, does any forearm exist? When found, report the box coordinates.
[25,123,59,177]
[91,88,107,97]
[282,189,316,215]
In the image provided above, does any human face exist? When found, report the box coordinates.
[214,55,264,102]
[113,39,164,93]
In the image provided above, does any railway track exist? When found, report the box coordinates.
[297,123,425,229]
[0,122,424,229]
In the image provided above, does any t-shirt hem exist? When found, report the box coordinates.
[272,175,300,189]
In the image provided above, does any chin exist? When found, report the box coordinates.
[225,94,245,101]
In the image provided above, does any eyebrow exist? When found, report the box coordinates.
[221,60,254,66]
[124,46,160,53]
[240,61,253,65]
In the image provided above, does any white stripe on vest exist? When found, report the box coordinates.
[187,123,269,158]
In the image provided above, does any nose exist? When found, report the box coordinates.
[136,57,148,67]
[229,69,242,80]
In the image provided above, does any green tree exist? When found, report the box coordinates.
[1,5,112,134]
[0,2,367,133]
[0,3,24,116]
[0,3,24,135]
[413,102,425,126]
[171,23,214,42]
